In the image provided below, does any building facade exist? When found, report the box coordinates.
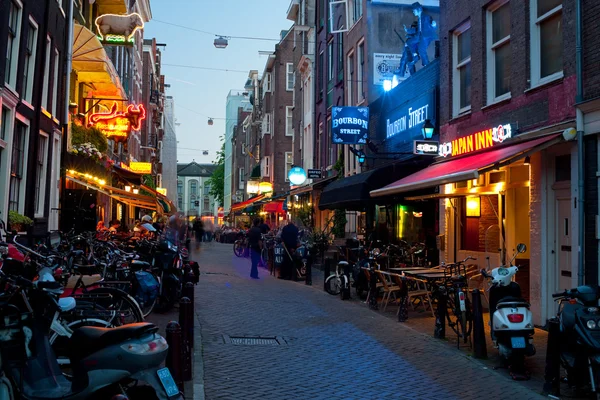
[177,161,218,219]
[224,90,250,215]
[162,95,178,204]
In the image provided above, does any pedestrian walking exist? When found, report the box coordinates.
[279,220,299,280]
[248,218,263,280]
[193,218,204,248]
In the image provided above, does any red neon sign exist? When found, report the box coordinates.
[88,102,146,142]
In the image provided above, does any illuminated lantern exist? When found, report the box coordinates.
[288,167,307,186]
[259,182,273,193]
[214,36,228,49]
[246,180,259,194]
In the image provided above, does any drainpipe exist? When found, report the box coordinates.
[59,0,74,230]
[575,0,585,285]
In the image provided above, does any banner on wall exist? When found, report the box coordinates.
[373,53,402,85]
[331,106,369,145]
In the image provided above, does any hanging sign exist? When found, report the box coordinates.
[413,140,439,156]
[129,162,152,174]
[288,167,307,185]
[307,169,322,179]
[95,13,144,46]
[439,123,512,158]
[88,102,146,142]
[331,106,369,144]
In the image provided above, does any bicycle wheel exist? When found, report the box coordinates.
[233,241,244,257]
[74,287,144,326]
[260,247,268,266]
[325,276,342,295]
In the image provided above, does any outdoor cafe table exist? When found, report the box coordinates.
[388,266,430,273]
[402,269,447,281]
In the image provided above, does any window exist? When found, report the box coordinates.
[285,152,293,181]
[190,180,198,196]
[1,108,10,141]
[318,50,324,97]
[263,113,271,135]
[204,182,210,193]
[347,52,355,105]
[35,133,49,216]
[41,36,51,110]
[286,107,294,137]
[530,0,562,85]
[51,49,59,117]
[327,117,334,166]
[487,2,511,102]
[9,122,27,212]
[6,0,23,89]
[239,168,245,188]
[204,197,210,211]
[327,41,334,81]
[337,35,344,76]
[357,41,364,103]
[262,156,271,177]
[353,0,363,22]
[452,23,472,116]
[262,72,272,94]
[286,63,294,91]
[177,180,183,195]
[23,19,39,103]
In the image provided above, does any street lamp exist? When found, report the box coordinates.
[207,118,214,126]
[421,119,435,139]
[214,36,228,49]
[383,80,393,92]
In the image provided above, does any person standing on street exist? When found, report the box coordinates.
[280,220,299,280]
[248,218,263,279]
[259,218,270,235]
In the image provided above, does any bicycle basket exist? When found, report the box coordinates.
[134,271,159,307]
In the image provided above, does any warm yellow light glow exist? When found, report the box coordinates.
[466,197,481,217]
[99,180,106,185]
[132,188,139,194]
[258,182,273,193]
[69,169,76,175]
[129,161,152,174]
[125,185,132,192]
[246,180,259,194]
[157,187,167,196]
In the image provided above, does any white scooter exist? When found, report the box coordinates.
[481,243,535,379]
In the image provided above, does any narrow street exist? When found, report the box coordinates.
[192,243,544,400]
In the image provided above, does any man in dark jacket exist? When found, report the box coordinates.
[259,218,270,235]
[248,218,263,279]
[279,221,299,280]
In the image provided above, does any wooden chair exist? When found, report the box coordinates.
[375,270,402,312]
[363,267,384,305]
[403,276,435,317]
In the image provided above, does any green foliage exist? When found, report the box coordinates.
[333,149,344,178]
[71,123,108,153]
[296,205,314,228]
[207,138,225,206]
[142,174,156,189]
[8,210,33,227]
[332,209,347,238]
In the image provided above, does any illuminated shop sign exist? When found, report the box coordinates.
[413,140,439,156]
[88,102,146,142]
[95,13,144,46]
[385,90,435,140]
[129,162,152,174]
[438,123,512,158]
[331,106,369,144]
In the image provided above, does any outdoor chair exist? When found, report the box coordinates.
[375,270,402,312]
[362,267,384,305]
[403,276,435,317]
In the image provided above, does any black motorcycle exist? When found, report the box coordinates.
[552,285,600,396]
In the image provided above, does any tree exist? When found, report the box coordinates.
[207,138,225,206]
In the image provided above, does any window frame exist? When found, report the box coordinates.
[529,0,563,87]
[486,1,511,104]
[9,116,30,214]
[41,36,51,111]
[285,106,294,137]
[51,48,60,118]
[22,17,39,105]
[262,72,272,95]
[357,40,365,103]
[5,0,23,91]
[452,22,472,117]
[347,50,355,105]
[35,131,49,217]
[284,152,293,182]
[263,113,271,135]
[327,40,334,82]
[286,63,295,91]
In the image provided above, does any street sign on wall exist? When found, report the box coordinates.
[331,106,369,144]
[307,169,322,179]
[413,140,440,156]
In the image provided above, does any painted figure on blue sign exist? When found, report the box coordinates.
[395,2,438,79]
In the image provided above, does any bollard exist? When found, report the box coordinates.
[368,269,379,310]
[324,258,331,292]
[471,289,487,359]
[179,297,193,381]
[166,321,184,391]
[433,286,447,339]
[182,282,195,348]
[305,258,312,286]
[543,317,561,396]
[341,262,351,300]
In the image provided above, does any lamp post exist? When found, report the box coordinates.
[421,119,435,139]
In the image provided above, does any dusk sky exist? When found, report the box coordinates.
[143,0,293,164]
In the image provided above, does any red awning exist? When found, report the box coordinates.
[231,194,265,212]
[371,133,563,197]
[263,201,285,213]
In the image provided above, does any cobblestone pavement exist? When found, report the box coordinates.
[192,243,545,400]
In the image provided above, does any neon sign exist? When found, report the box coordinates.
[88,102,146,142]
[95,13,144,46]
[439,124,512,158]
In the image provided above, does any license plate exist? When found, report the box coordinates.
[157,367,180,398]
[511,337,526,349]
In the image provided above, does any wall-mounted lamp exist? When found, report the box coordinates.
[124,185,132,192]
[133,188,139,195]
[422,119,435,139]
[466,196,481,217]
[523,156,531,165]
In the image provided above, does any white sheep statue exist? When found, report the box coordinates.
[95,13,144,40]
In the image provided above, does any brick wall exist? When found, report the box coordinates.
[528,151,544,324]
[583,0,600,100]
[439,0,577,140]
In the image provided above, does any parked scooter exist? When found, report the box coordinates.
[0,270,182,399]
[481,243,535,379]
[552,285,600,396]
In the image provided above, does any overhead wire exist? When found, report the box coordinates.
[152,19,282,42]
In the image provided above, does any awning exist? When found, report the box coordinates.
[263,201,285,213]
[231,194,266,212]
[319,164,400,211]
[371,133,563,198]
[72,24,125,100]
[140,184,177,214]
[66,175,156,209]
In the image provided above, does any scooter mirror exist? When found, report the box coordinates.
[517,243,527,253]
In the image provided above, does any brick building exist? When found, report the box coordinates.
[369,0,580,325]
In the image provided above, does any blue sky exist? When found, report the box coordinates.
[144,0,293,164]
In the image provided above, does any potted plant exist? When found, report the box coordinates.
[8,210,33,232]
